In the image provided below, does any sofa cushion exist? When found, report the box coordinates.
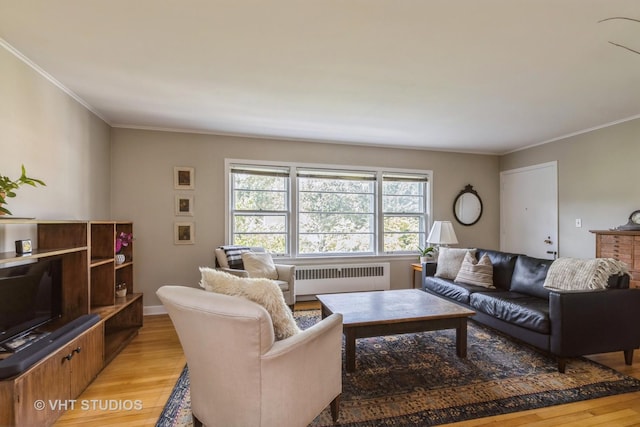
[470,291,550,334]
[435,248,477,280]
[475,249,520,290]
[510,255,553,299]
[424,276,497,305]
[455,252,494,288]
[199,267,300,340]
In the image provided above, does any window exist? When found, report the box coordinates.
[382,173,429,253]
[298,169,376,255]
[227,161,431,257]
[230,165,290,254]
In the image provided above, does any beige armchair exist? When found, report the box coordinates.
[215,247,296,306]
[157,285,342,427]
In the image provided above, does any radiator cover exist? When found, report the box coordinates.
[295,263,390,296]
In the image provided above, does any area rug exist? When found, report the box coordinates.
[157,309,640,426]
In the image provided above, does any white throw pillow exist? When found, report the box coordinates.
[455,252,494,288]
[435,248,477,280]
[199,267,300,340]
[242,252,278,280]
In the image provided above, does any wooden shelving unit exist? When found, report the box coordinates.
[0,219,143,426]
[95,293,143,365]
[88,221,142,364]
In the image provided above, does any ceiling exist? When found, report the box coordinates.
[1,1,639,154]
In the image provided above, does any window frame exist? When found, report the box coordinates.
[380,172,431,255]
[225,159,432,259]
[228,164,291,255]
[297,167,377,257]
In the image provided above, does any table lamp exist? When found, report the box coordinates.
[427,221,458,258]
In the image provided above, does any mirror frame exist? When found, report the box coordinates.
[453,184,483,226]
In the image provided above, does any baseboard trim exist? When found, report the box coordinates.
[144,305,168,316]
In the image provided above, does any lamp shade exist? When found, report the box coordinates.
[427,221,458,245]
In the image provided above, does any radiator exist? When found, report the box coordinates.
[295,263,390,296]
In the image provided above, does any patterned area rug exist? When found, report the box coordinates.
[157,309,640,426]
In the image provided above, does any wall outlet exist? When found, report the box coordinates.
[575,218,582,228]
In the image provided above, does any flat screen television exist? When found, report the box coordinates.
[0,257,62,348]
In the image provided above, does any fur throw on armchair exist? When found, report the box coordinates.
[199,267,300,340]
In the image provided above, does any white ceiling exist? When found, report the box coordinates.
[1,0,639,154]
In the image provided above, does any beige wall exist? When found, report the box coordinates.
[0,44,111,247]
[111,129,500,307]
[500,118,640,258]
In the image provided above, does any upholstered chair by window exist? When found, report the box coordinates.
[215,246,296,306]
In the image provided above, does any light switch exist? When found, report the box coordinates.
[575,218,582,228]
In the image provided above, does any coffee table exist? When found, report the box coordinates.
[317,289,475,372]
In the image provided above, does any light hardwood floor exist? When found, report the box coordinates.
[55,308,640,427]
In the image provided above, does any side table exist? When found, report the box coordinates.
[411,262,437,288]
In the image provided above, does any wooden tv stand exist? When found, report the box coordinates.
[0,220,143,426]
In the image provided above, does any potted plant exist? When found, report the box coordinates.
[418,246,435,263]
[0,165,46,215]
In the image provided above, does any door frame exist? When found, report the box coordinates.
[500,161,558,259]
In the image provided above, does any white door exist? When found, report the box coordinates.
[500,161,558,260]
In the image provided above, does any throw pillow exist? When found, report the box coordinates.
[455,252,494,288]
[220,245,251,269]
[242,252,278,280]
[435,248,477,280]
[199,267,300,340]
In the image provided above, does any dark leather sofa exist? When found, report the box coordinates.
[422,248,640,372]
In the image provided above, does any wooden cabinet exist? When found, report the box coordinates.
[0,220,142,426]
[591,230,640,288]
[8,323,103,427]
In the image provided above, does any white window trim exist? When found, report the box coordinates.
[225,158,433,259]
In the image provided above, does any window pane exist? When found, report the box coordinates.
[300,213,375,233]
[299,233,374,254]
[234,215,286,232]
[234,190,287,211]
[234,234,287,254]
[384,216,421,232]
[233,172,287,211]
[230,165,290,254]
[383,181,425,213]
[383,194,424,213]
[298,174,375,255]
[383,216,424,252]
[299,192,374,213]
[299,179,374,193]
[382,176,428,253]
[383,232,422,252]
[233,170,287,190]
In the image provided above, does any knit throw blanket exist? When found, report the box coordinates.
[543,257,628,291]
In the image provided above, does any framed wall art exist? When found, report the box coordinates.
[174,222,195,244]
[175,195,194,216]
[174,166,195,190]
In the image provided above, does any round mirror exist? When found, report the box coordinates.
[454,185,482,226]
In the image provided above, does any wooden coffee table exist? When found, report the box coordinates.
[317,289,475,372]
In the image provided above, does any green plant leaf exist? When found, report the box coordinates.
[0,165,46,214]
